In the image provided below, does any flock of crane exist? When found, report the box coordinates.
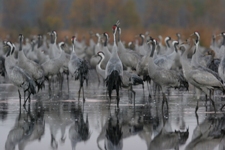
[1,20,225,113]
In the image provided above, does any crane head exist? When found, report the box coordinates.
[221,32,225,37]
[71,36,76,44]
[140,34,145,39]
[103,32,109,41]
[38,34,42,39]
[172,41,179,52]
[52,30,57,37]
[165,36,171,41]
[112,25,117,33]
[5,41,14,57]
[97,51,104,57]
[18,34,24,42]
[96,51,105,64]
[172,40,179,46]
[58,42,65,49]
[117,27,121,34]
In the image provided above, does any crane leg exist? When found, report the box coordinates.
[108,87,112,107]
[24,91,26,104]
[67,74,69,95]
[220,104,225,111]
[210,98,216,113]
[18,89,21,108]
[162,93,168,110]
[195,100,199,114]
[116,85,120,109]
[146,80,151,98]
[130,85,136,107]
[59,73,64,97]
[23,92,31,107]
[78,86,81,100]
[48,79,52,97]
[82,83,85,102]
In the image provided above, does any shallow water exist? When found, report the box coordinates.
[0,70,225,150]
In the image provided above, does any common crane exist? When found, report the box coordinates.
[68,36,89,102]
[179,43,225,113]
[105,24,123,108]
[147,39,188,112]
[97,51,144,105]
[4,41,36,107]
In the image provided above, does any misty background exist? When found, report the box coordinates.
[0,0,224,45]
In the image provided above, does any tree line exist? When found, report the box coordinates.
[1,0,224,45]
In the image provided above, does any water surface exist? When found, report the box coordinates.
[0,71,225,150]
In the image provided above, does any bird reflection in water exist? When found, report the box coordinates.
[69,104,91,150]
[185,113,225,150]
[149,113,189,150]
[104,111,123,150]
[5,102,45,150]
[0,102,8,121]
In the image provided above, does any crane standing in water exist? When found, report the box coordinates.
[105,23,123,108]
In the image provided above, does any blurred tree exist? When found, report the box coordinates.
[70,0,93,28]
[2,0,26,31]
[38,0,63,33]
[70,0,140,30]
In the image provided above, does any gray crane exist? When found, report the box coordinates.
[218,32,225,82]
[105,24,123,108]
[97,51,144,106]
[4,41,36,107]
[17,34,45,92]
[68,36,89,102]
[47,31,61,59]
[117,26,141,70]
[179,43,225,113]
[147,39,188,112]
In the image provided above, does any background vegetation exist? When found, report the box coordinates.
[0,0,224,46]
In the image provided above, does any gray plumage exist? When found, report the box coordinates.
[97,51,143,105]
[105,24,123,108]
[4,41,36,106]
[68,36,89,101]
[148,39,188,111]
[17,34,45,91]
[179,43,225,113]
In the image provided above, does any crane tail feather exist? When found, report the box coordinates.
[105,70,122,100]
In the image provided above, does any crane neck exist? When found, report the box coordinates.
[166,39,170,48]
[222,35,225,46]
[195,42,199,55]
[150,42,156,57]
[140,35,144,46]
[113,30,117,46]
[19,38,23,51]
[104,36,108,47]
[97,54,104,67]
[37,37,43,48]
[97,34,101,44]
[117,29,121,42]
[72,43,76,54]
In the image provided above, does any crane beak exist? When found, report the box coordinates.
[216,34,221,37]
[190,33,194,37]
